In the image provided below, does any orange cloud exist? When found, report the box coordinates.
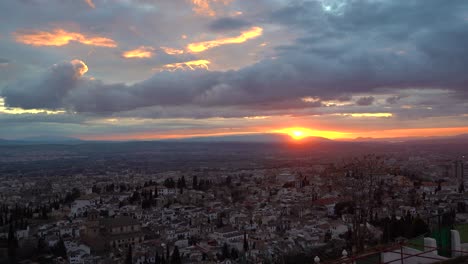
[84,0,95,8]
[122,46,155,59]
[157,60,211,71]
[70,59,89,77]
[189,0,233,17]
[161,46,184,55]
[187,26,263,53]
[14,29,117,47]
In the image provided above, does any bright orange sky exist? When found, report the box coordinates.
[78,125,468,141]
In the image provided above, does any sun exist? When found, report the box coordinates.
[279,128,311,141]
[291,130,306,140]
[272,127,349,141]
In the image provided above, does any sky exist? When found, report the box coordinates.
[0,0,468,140]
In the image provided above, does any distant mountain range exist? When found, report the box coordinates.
[0,133,467,145]
[164,133,332,143]
[349,133,468,143]
[0,136,83,145]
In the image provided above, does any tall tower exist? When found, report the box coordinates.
[85,209,100,237]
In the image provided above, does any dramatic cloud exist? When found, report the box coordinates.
[159,60,211,71]
[14,29,117,47]
[2,0,468,139]
[187,27,263,53]
[189,0,233,17]
[122,46,155,59]
[209,17,252,32]
[356,96,375,106]
[161,47,185,55]
[2,60,88,109]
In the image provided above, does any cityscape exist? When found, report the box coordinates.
[0,138,467,263]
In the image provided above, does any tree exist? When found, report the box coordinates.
[126,245,133,264]
[171,246,181,264]
[193,176,198,190]
[339,155,386,253]
[36,236,47,255]
[53,238,67,258]
[181,176,186,188]
[412,215,430,236]
[7,224,18,263]
[225,176,232,186]
[164,178,175,188]
[155,252,161,264]
[334,201,355,217]
[222,243,230,259]
[243,231,249,252]
[231,248,239,259]
[177,178,183,189]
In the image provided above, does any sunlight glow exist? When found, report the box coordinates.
[70,59,89,77]
[14,29,117,47]
[335,113,393,118]
[189,0,233,17]
[122,46,155,59]
[161,46,185,55]
[274,127,348,140]
[301,96,321,103]
[187,27,263,53]
[156,60,211,71]
[291,130,305,140]
[0,98,65,115]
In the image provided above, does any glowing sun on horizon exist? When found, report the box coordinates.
[291,130,307,140]
[273,127,348,141]
[278,128,311,141]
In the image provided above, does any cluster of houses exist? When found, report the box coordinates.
[0,156,467,263]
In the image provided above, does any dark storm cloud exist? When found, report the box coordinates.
[2,60,87,109]
[208,17,252,32]
[356,96,375,106]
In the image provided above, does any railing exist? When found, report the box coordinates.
[315,240,468,264]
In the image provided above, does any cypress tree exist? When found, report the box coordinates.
[126,245,133,264]
[243,231,249,252]
[7,224,18,263]
[171,246,181,264]
[222,243,230,259]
